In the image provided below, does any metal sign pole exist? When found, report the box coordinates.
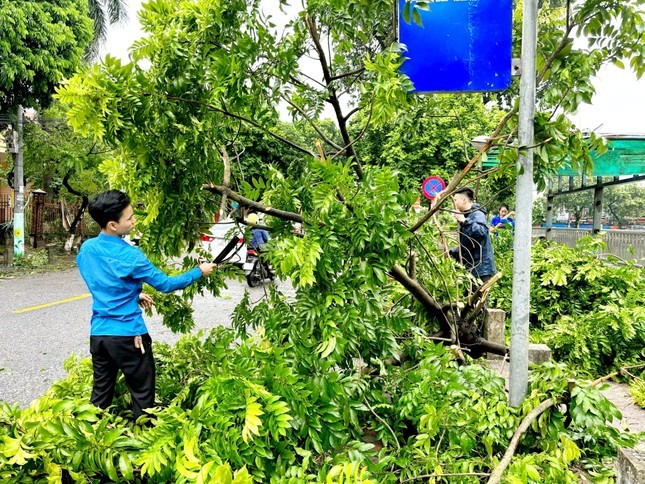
[509,0,538,407]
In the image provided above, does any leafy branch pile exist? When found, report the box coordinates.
[1,322,638,482]
[490,235,645,378]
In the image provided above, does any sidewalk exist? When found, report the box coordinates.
[487,358,645,435]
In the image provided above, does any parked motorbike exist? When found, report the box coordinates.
[243,248,275,287]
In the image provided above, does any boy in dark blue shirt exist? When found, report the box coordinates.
[448,187,497,282]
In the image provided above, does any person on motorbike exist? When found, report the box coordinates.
[247,213,274,281]
[248,212,270,251]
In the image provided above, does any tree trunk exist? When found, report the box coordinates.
[61,171,88,252]
[390,265,508,357]
[64,233,77,252]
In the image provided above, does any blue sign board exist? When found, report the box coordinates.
[398,0,513,92]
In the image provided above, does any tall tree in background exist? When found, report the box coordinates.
[23,102,110,249]
[602,184,645,227]
[24,103,108,197]
[538,183,645,227]
[554,191,593,227]
[0,0,93,112]
[351,95,504,190]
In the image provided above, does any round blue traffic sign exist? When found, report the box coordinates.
[421,176,446,200]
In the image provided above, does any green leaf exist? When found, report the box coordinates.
[232,466,253,484]
[403,2,411,24]
[105,455,120,482]
[242,395,264,443]
[118,454,135,481]
[525,464,541,481]
[318,336,337,358]
[412,8,423,27]
[211,463,233,483]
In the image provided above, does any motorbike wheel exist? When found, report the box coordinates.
[246,262,264,287]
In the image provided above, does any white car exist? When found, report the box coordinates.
[199,220,247,267]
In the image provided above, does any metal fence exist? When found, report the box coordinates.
[533,227,645,263]
[41,201,88,238]
[0,196,87,241]
[44,202,59,224]
[0,194,11,225]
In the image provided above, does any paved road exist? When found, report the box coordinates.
[0,268,291,407]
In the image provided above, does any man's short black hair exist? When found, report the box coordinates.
[88,190,131,228]
[453,186,474,201]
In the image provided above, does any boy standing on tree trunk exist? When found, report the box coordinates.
[448,186,497,283]
[77,190,217,419]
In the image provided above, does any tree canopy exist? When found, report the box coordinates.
[0,0,93,112]
[23,102,109,198]
[55,0,643,343]
[351,95,504,191]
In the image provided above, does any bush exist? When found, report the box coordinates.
[12,250,49,269]
[490,236,645,377]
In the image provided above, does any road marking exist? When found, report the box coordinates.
[14,294,91,314]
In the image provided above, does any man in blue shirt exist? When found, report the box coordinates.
[77,190,216,418]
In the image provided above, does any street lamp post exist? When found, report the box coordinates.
[469,0,538,407]
[509,0,538,407]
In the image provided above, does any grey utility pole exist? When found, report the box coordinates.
[13,105,25,259]
[509,0,538,407]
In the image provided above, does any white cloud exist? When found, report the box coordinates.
[99,0,144,63]
[572,65,645,135]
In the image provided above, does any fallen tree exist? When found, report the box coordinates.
[57,0,642,356]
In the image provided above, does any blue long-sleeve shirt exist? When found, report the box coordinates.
[250,228,270,250]
[491,215,515,229]
[77,232,202,336]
